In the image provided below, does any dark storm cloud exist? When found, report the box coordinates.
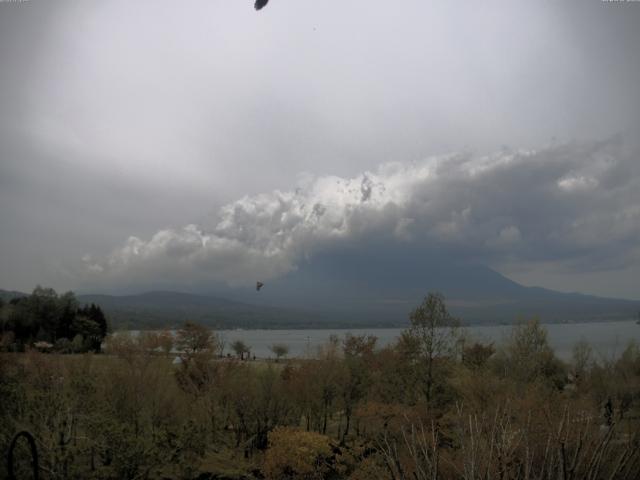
[1,0,639,297]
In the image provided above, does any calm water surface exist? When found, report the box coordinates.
[215,320,640,361]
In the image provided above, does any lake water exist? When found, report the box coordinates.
[214,320,640,361]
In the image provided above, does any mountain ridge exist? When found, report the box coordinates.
[212,249,640,324]
[2,254,639,328]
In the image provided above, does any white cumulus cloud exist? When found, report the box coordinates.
[84,140,640,289]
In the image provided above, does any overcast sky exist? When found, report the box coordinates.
[1,0,639,299]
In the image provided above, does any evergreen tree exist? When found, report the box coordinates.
[3,288,109,352]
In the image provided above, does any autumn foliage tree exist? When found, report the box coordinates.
[263,427,334,480]
[174,321,220,395]
[340,334,377,443]
[402,292,460,404]
[3,302,640,479]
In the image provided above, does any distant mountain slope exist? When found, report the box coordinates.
[215,247,640,325]
[2,288,332,329]
[4,249,640,329]
[0,289,28,302]
[76,291,331,330]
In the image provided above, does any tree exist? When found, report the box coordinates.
[175,321,218,356]
[88,303,109,337]
[0,297,5,337]
[3,288,108,351]
[158,329,174,355]
[340,334,377,442]
[263,427,334,480]
[269,343,289,362]
[572,339,593,379]
[75,302,108,351]
[314,336,343,435]
[403,292,459,404]
[57,291,79,340]
[462,341,495,369]
[173,321,219,395]
[138,331,161,353]
[71,334,85,353]
[231,340,251,360]
[503,318,564,386]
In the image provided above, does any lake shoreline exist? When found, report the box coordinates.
[120,320,640,362]
[118,317,640,332]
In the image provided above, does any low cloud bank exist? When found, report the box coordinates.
[84,140,640,289]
